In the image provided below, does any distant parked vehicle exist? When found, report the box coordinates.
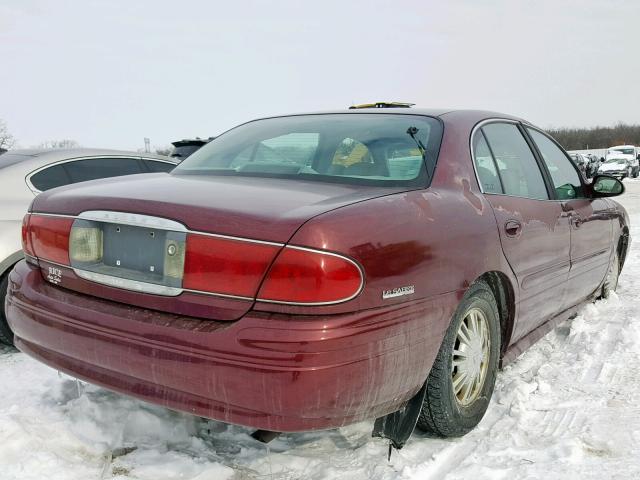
[605,145,639,178]
[584,154,601,178]
[0,148,178,345]
[598,157,631,179]
[0,148,7,155]
[170,137,215,160]
[569,153,588,176]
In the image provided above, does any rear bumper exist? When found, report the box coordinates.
[6,261,453,432]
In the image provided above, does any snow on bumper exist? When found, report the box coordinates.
[5,261,451,432]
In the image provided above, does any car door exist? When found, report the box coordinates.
[526,127,614,305]
[473,121,571,344]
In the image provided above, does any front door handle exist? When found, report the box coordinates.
[572,215,584,228]
[505,220,522,237]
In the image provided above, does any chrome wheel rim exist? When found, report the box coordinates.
[452,308,490,407]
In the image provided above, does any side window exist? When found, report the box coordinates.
[64,157,143,183]
[143,160,175,173]
[527,128,583,200]
[482,123,549,200]
[29,164,72,191]
[472,131,503,194]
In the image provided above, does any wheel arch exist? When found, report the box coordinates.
[0,251,24,279]
[618,226,629,270]
[476,271,515,361]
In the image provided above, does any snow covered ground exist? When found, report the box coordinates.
[2,183,640,480]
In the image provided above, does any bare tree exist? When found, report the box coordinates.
[0,119,15,151]
[154,145,173,156]
[38,139,80,149]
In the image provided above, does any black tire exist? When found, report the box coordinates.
[601,252,620,299]
[0,271,14,346]
[417,280,501,437]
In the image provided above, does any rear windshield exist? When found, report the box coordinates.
[173,114,443,187]
[610,148,634,155]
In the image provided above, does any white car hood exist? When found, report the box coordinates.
[599,163,627,172]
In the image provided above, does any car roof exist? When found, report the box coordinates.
[6,148,174,161]
[248,108,529,126]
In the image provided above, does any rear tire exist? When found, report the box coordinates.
[601,252,620,299]
[0,271,14,346]
[417,281,500,437]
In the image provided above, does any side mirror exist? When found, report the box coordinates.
[592,175,624,197]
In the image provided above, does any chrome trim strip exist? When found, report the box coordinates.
[78,210,188,232]
[30,212,77,219]
[181,288,254,301]
[73,269,183,296]
[38,258,72,270]
[255,245,365,306]
[191,231,284,247]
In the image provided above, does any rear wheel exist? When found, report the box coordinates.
[417,281,500,437]
[0,271,14,346]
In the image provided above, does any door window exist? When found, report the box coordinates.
[472,131,503,194]
[64,157,143,183]
[527,128,583,199]
[143,159,175,173]
[482,123,549,200]
[29,164,72,191]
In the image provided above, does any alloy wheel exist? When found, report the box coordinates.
[451,308,490,406]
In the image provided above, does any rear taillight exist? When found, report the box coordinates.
[29,215,73,266]
[24,212,364,306]
[257,246,363,305]
[183,234,279,298]
[21,214,35,257]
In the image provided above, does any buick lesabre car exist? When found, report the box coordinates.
[0,149,177,345]
[5,109,629,448]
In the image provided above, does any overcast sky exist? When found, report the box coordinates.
[1,0,638,150]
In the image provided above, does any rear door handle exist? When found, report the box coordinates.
[504,220,522,237]
[572,215,584,227]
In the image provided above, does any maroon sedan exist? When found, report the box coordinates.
[5,109,628,447]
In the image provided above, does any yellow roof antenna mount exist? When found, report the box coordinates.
[349,102,415,109]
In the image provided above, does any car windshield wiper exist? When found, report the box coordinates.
[406,126,427,160]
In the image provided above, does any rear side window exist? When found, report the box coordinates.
[143,159,175,173]
[472,131,503,194]
[30,157,146,192]
[482,123,549,200]
[65,158,143,183]
[527,128,583,199]
[30,164,71,191]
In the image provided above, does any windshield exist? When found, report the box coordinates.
[609,148,634,155]
[173,114,443,187]
[604,158,627,165]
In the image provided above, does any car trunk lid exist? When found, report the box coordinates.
[29,173,406,320]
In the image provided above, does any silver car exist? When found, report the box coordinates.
[0,149,178,344]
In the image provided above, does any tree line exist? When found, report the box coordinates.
[546,123,640,150]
